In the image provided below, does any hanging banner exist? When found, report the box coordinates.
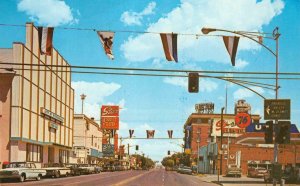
[38,27,54,55]
[146,130,155,138]
[167,130,173,138]
[223,36,240,66]
[185,126,191,149]
[97,31,115,60]
[129,129,134,138]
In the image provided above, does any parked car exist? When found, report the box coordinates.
[78,164,95,174]
[0,162,46,182]
[247,167,268,178]
[43,163,71,178]
[177,166,193,175]
[103,165,115,172]
[91,164,102,173]
[65,163,83,176]
[225,164,242,177]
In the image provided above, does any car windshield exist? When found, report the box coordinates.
[7,163,27,168]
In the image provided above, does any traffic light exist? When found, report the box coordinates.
[275,121,291,144]
[188,73,199,93]
[136,145,139,150]
[264,121,273,144]
[167,150,170,155]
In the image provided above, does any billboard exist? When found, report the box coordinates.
[246,122,299,133]
[101,105,119,117]
[102,144,115,157]
[101,105,119,129]
[101,117,119,129]
[211,118,245,137]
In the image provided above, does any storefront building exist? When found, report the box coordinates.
[72,114,103,164]
[0,23,74,168]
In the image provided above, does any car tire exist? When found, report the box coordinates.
[19,174,26,182]
[36,174,42,181]
[55,171,60,178]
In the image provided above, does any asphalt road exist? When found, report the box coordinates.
[0,168,217,186]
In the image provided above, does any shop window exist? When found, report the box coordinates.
[26,143,43,162]
[59,149,69,164]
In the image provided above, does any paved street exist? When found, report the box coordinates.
[0,169,216,186]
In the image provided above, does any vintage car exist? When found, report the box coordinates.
[90,164,102,173]
[247,167,268,178]
[78,164,96,174]
[0,162,46,182]
[65,163,83,176]
[177,166,193,175]
[43,163,71,178]
[225,164,242,177]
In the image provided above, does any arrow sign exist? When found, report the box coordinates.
[264,99,290,120]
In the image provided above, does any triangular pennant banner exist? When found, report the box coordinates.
[97,31,115,60]
[167,130,173,138]
[160,33,178,62]
[38,27,54,55]
[129,129,134,138]
[258,36,263,44]
[222,36,240,66]
[146,130,155,138]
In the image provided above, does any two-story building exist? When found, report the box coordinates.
[71,114,103,164]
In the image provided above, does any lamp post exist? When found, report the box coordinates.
[202,27,280,185]
[80,94,87,114]
[220,107,225,175]
[196,129,201,174]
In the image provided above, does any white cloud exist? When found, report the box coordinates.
[163,77,218,92]
[17,0,78,26]
[234,59,249,69]
[233,86,265,100]
[120,2,156,26]
[121,0,284,64]
[72,81,121,119]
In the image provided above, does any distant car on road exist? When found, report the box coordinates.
[43,163,71,178]
[177,166,193,175]
[0,162,46,182]
[65,163,83,176]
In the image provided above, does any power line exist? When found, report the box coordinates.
[0,23,274,38]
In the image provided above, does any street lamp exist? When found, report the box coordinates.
[202,27,280,184]
[80,94,87,114]
[196,129,201,174]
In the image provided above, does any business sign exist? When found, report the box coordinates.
[264,99,290,120]
[246,122,299,133]
[101,117,119,129]
[101,105,119,117]
[211,118,245,137]
[49,122,58,130]
[41,107,64,123]
[235,112,251,128]
[102,144,114,157]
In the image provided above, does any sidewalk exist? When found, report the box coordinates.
[194,174,270,186]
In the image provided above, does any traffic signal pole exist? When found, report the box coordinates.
[273,28,280,186]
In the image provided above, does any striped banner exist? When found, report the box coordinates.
[38,27,54,55]
[160,33,178,62]
[223,36,240,66]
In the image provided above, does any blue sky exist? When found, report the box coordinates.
[1,0,300,161]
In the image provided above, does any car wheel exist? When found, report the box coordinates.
[66,172,70,177]
[20,174,26,182]
[36,174,42,181]
[55,171,60,178]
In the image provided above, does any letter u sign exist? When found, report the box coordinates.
[255,124,262,131]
